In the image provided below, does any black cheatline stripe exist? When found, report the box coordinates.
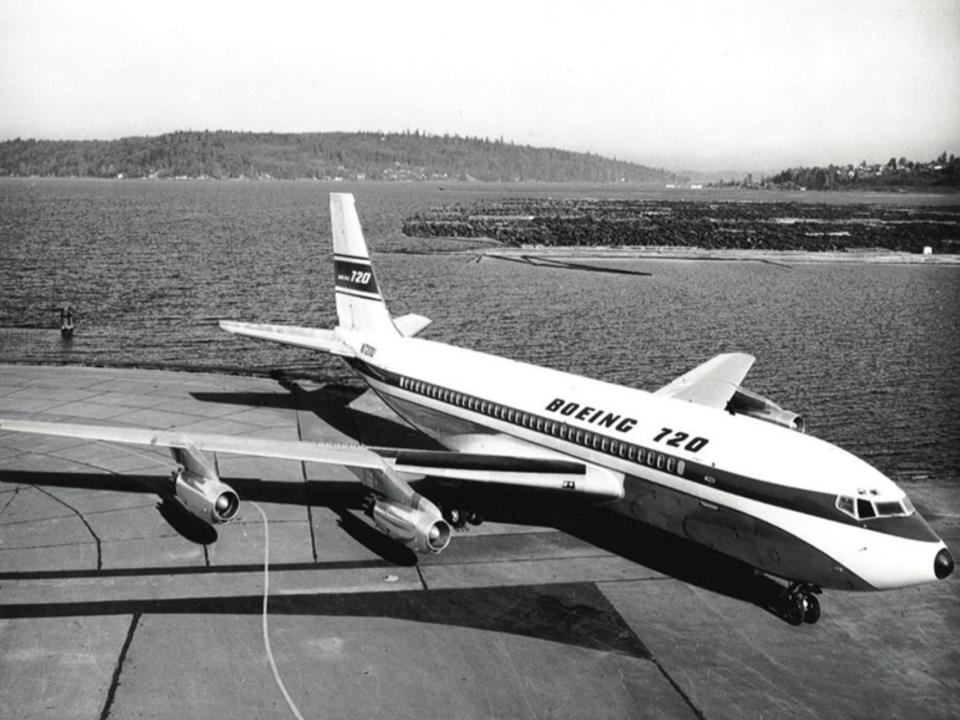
[334,252,372,262]
[335,287,383,300]
[345,358,936,542]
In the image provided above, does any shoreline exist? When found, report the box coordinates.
[441,245,960,265]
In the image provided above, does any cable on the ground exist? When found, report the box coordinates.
[251,501,307,720]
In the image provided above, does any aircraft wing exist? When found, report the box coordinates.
[218,321,356,356]
[654,352,755,409]
[393,313,432,337]
[0,418,621,499]
[0,418,388,472]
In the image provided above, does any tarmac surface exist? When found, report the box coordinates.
[0,363,957,720]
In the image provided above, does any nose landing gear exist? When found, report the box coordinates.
[780,582,821,625]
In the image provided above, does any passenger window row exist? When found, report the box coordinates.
[398,375,685,477]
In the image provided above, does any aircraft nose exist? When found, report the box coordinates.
[934,548,954,580]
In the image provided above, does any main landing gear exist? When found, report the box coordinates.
[443,507,483,530]
[779,582,822,625]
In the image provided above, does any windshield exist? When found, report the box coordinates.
[835,494,913,520]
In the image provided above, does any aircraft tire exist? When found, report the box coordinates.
[803,594,821,624]
[786,595,805,626]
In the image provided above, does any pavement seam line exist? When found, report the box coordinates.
[649,654,707,720]
[99,611,142,720]
[0,485,19,519]
[32,485,103,570]
[289,383,320,563]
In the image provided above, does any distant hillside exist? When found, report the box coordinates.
[0,131,682,183]
[715,153,960,191]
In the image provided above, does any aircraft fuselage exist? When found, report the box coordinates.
[339,330,947,593]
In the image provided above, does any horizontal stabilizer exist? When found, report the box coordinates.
[219,321,355,356]
[393,313,432,337]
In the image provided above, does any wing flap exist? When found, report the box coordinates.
[381,449,622,498]
[218,321,355,356]
[655,352,755,409]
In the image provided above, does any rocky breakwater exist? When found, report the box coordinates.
[402,198,960,252]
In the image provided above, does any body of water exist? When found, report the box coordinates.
[1,178,958,491]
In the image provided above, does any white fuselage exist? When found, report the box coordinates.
[338,328,947,591]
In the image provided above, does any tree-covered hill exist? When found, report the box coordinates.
[0,130,681,183]
[763,153,960,190]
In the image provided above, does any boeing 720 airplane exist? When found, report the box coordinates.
[0,193,953,625]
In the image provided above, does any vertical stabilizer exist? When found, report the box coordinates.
[330,193,398,336]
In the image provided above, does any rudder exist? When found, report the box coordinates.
[330,193,398,336]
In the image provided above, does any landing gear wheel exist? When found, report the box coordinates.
[802,594,821,624]
[443,507,471,530]
[786,594,806,626]
[779,582,822,626]
[465,510,483,526]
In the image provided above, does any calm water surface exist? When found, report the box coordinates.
[1,179,958,491]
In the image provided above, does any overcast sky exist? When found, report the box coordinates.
[1,0,958,171]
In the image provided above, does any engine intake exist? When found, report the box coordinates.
[173,470,240,524]
[727,386,805,432]
[370,499,452,553]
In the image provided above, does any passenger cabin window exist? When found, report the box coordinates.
[404,382,691,478]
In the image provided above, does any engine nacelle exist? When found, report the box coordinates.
[173,470,240,524]
[728,386,805,432]
[370,499,452,553]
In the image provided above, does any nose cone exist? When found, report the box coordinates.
[935,548,954,580]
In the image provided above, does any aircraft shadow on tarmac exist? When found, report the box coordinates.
[0,577,651,659]
[0,467,789,624]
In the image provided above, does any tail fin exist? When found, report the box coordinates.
[330,193,398,336]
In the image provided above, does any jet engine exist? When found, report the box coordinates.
[169,441,239,524]
[173,469,240,524]
[369,499,452,553]
[727,386,805,432]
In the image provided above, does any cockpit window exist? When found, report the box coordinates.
[836,495,856,518]
[875,501,903,516]
[836,494,913,520]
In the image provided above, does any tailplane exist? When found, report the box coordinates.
[331,193,399,336]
